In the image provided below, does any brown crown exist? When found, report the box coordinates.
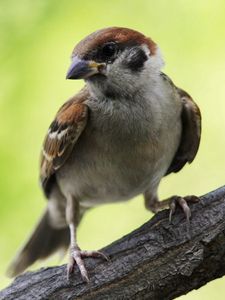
[72,27,157,58]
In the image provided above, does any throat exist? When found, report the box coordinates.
[87,90,155,142]
[86,76,145,100]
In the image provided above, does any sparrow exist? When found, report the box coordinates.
[7,27,201,282]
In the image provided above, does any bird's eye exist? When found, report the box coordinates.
[101,42,117,58]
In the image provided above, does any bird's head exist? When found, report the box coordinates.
[66,27,164,98]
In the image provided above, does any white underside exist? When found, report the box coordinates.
[56,74,182,208]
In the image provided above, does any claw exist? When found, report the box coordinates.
[169,195,199,224]
[169,199,176,223]
[80,268,90,283]
[178,197,191,221]
[67,246,108,282]
[67,258,75,280]
[81,250,110,261]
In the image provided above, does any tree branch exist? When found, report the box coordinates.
[1,186,225,300]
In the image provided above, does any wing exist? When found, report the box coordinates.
[164,76,201,175]
[40,90,88,197]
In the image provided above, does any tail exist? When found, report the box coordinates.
[7,209,70,277]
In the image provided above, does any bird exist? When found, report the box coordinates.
[7,27,201,282]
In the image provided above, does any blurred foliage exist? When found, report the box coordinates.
[0,0,225,298]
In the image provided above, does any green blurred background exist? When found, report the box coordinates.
[0,0,225,298]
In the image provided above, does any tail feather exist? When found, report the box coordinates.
[7,209,70,277]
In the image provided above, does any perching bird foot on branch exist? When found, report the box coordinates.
[3,186,225,300]
[7,27,201,282]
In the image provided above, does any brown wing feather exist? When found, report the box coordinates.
[40,89,89,196]
[165,81,201,175]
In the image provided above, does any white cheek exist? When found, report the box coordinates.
[149,46,165,70]
[105,64,111,74]
[140,44,164,71]
[142,44,151,56]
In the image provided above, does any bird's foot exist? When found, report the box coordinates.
[169,195,199,226]
[67,246,109,282]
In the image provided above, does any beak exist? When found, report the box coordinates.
[66,56,105,80]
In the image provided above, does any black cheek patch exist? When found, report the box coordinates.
[124,47,148,72]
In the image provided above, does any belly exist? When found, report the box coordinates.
[57,129,179,207]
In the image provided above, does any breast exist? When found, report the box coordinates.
[57,92,182,207]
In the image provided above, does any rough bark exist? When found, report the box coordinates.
[1,186,225,300]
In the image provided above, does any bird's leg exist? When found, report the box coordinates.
[144,191,199,224]
[66,195,108,282]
